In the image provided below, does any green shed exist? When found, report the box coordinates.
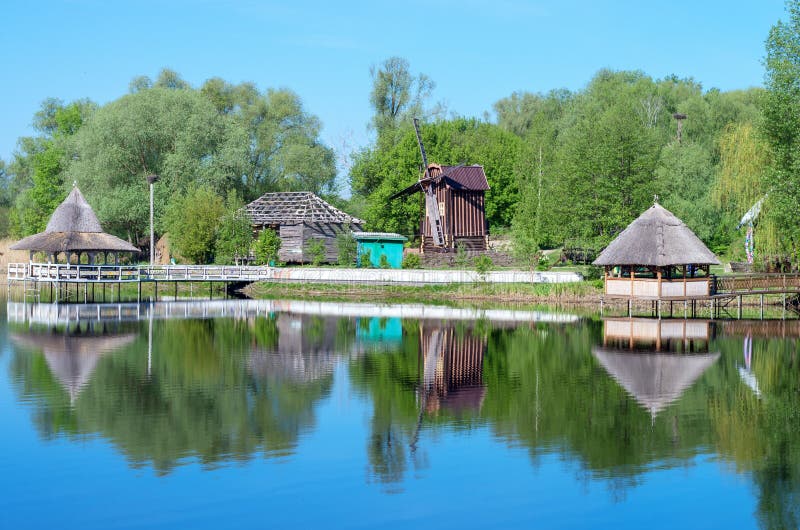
[353,232,408,269]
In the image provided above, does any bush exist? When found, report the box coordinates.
[402,253,421,269]
[455,242,469,269]
[306,239,326,266]
[359,248,372,268]
[536,254,551,271]
[379,254,391,269]
[253,228,281,265]
[473,254,494,276]
[336,230,357,267]
[584,265,603,280]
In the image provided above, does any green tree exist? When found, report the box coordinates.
[68,87,248,243]
[369,57,437,147]
[350,118,522,234]
[214,193,253,264]
[762,0,800,261]
[9,98,95,236]
[164,185,226,264]
[253,228,281,265]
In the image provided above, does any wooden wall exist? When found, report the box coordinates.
[420,185,487,253]
[273,222,357,264]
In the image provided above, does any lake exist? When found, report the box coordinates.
[1,297,798,529]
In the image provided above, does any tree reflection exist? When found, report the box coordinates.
[9,306,800,523]
[9,313,335,474]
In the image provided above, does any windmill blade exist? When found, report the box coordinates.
[413,118,431,181]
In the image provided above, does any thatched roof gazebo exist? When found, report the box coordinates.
[594,203,721,299]
[10,186,139,264]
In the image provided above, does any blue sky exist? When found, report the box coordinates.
[0,0,787,174]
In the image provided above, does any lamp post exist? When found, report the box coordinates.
[146,174,160,266]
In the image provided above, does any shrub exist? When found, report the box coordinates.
[253,228,281,265]
[584,265,603,280]
[455,242,469,269]
[402,253,421,269]
[379,254,391,269]
[336,230,357,267]
[306,239,326,266]
[473,254,494,277]
[359,248,372,268]
[536,254,551,271]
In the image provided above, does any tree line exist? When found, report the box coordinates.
[3,1,800,266]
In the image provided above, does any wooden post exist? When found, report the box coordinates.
[738,295,742,319]
[683,265,687,297]
[137,281,141,303]
[630,267,634,297]
[657,268,663,298]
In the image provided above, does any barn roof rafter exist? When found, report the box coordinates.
[245,192,364,226]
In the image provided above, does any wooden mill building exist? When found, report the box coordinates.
[391,164,490,253]
[244,191,364,264]
[593,203,721,300]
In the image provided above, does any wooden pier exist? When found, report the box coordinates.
[602,273,800,319]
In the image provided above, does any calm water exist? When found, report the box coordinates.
[1,297,799,529]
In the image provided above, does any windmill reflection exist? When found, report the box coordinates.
[10,323,136,404]
[419,322,487,415]
[593,318,719,418]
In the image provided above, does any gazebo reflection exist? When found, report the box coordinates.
[593,318,719,418]
[10,325,136,404]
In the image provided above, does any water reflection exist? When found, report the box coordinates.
[592,318,719,418]
[6,301,800,527]
[11,324,136,404]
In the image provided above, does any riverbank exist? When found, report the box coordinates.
[245,280,605,305]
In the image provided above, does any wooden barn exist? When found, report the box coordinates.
[245,192,364,264]
[391,163,490,253]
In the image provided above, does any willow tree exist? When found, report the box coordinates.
[713,122,778,259]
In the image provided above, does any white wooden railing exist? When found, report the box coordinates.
[7,262,583,285]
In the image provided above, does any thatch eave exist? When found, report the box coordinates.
[593,203,721,268]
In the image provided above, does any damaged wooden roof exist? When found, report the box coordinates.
[245,191,365,226]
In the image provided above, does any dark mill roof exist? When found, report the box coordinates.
[429,164,490,191]
[593,203,720,267]
[389,164,490,201]
[245,191,364,226]
[10,187,139,253]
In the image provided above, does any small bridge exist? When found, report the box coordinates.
[6,262,584,302]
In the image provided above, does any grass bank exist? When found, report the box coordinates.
[245,280,604,305]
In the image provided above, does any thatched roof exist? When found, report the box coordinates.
[245,191,364,226]
[592,347,719,418]
[593,203,720,267]
[10,187,139,253]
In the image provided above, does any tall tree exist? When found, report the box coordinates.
[763,0,800,261]
[369,57,437,147]
[67,87,249,243]
[8,98,96,236]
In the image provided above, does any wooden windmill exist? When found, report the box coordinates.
[389,119,490,253]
